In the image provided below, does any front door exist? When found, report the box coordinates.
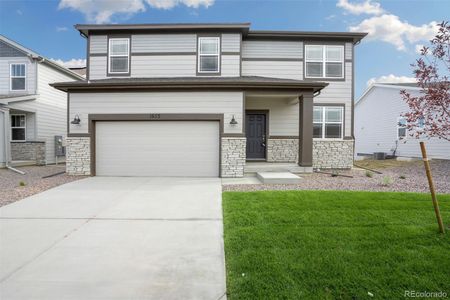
[246,113,266,160]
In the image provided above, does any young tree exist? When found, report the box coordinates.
[400,21,450,141]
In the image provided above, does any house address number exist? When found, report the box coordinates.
[149,114,161,119]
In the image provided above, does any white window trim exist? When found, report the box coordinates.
[305,45,344,79]
[197,37,221,74]
[397,117,407,140]
[313,106,344,139]
[11,114,26,142]
[10,63,26,91]
[108,38,130,74]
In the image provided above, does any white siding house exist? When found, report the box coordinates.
[355,83,449,159]
[0,35,83,168]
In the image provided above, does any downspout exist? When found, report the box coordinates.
[0,107,25,174]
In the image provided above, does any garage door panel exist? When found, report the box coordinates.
[95,121,219,177]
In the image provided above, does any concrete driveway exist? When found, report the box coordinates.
[0,177,226,300]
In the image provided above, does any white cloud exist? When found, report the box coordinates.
[145,0,213,9]
[51,58,87,68]
[366,74,416,87]
[337,0,384,15]
[58,0,213,23]
[349,14,438,50]
[56,26,68,32]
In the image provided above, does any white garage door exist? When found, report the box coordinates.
[95,121,220,177]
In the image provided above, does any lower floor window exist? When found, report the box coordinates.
[11,114,26,141]
[313,106,343,139]
[397,117,407,139]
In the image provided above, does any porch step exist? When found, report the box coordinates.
[245,162,313,174]
[256,172,301,184]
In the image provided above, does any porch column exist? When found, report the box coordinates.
[298,91,314,167]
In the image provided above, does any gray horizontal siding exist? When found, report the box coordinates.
[131,55,196,77]
[221,34,240,53]
[242,60,303,80]
[69,92,244,134]
[242,40,303,59]
[89,56,107,80]
[221,55,240,77]
[0,40,27,57]
[132,34,197,53]
[90,35,107,54]
[345,42,353,60]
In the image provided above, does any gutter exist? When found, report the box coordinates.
[0,107,25,174]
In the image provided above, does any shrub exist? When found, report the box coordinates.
[19,181,26,187]
[365,170,374,178]
[381,176,393,187]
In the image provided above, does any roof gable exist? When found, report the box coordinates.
[0,39,28,57]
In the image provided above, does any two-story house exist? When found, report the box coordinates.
[51,23,366,177]
[0,35,83,169]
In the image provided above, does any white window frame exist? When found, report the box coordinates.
[313,106,344,139]
[10,114,26,142]
[108,38,130,74]
[305,45,344,79]
[10,63,26,91]
[197,37,220,74]
[397,117,407,140]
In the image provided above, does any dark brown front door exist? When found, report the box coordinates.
[246,113,266,159]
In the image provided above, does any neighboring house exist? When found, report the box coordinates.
[69,67,87,78]
[51,23,366,177]
[0,35,84,168]
[355,83,450,159]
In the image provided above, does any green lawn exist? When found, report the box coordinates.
[223,191,450,299]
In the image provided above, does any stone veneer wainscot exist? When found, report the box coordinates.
[313,139,354,169]
[221,137,246,177]
[66,137,90,175]
[10,141,46,165]
[267,139,298,163]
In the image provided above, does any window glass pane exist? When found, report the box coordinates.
[306,62,323,77]
[417,117,425,128]
[313,107,323,122]
[12,128,25,141]
[306,45,323,60]
[398,117,406,127]
[325,107,342,122]
[313,123,322,138]
[398,128,406,138]
[325,124,341,138]
[110,57,128,73]
[11,78,25,90]
[11,64,25,77]
[200,39,219,54]
[326,62,342,77]
[200,56,218,72]
[111,39,128,55]
[326,46,342,61]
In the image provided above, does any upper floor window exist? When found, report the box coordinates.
[10,64,26,91]
[11,114,26,141]
[313,106,344,139]
[305,45,344,79]
[198,37,220,73]
[108,38,130,74]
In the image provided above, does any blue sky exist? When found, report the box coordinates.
[1,0,448,98]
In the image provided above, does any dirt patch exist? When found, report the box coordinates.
[223,159,450,193]
[0,165,86,207]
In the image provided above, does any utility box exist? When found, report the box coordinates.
[55,135,65,156]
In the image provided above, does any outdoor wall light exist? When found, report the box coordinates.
[230,115,238,125]
[71,114,81,125]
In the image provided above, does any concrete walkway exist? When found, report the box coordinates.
[0,177,226,300]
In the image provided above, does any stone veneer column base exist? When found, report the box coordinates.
[221,137,246,178]
[267,139,298,163]
[313,139,354,169]
[66,137,91,175]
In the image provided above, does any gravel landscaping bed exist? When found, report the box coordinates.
[223,159,450,193]
[0,165,85,207]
